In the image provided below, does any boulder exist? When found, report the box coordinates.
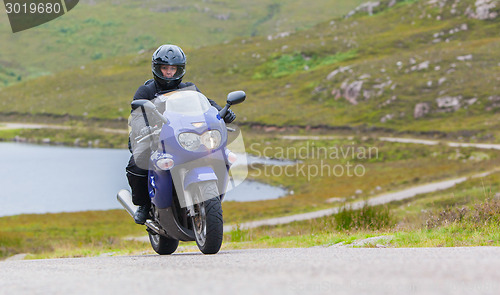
[466,98,478,105]
[466,0,498,20]
[414,102,430,118]
[363,90,373,100]
[214,13,230,20]
[345,1,380,18]
[410,61,430,71]
[343,81,363,105]
[380,113,394,123]
[436,96,462,111]
[331,89,342,99]
[418,61,430,70]
[326,66,352,80]
[457,54,473,61]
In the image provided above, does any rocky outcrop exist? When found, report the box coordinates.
[342,81,364,105]
[410,61,430,72]
[331,88,342,99]
[326,66,352,80]
[427,0,448,8]
[486,96,500,111]
[466,0,499,20]
[345,2,381,18]
[379,96,397,108]
[213,14,231,20]
[426,0,498,20]
[436,96,462,112]
[380,113,394,123]
[457,54,473,61]
[414,103,431,119]
[267,31,291,41]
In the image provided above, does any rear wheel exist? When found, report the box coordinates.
[191,181,223,254]
[149,232,179,255]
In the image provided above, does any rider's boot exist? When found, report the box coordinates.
[134,204,150,225]
[126,172,151,224]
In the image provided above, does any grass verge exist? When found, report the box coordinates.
[222,198,500,250]
[2,186,499,260]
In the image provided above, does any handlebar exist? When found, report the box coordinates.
[135,127,161,143]
[218,103,230,119]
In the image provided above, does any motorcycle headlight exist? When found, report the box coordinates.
[178,132,201,151]
[201,130,222,150]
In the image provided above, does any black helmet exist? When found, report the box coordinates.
[152,44,186,89]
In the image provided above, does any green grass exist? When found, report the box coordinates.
[335,202,394,231]
[252,50,358,79]
[0,210,146,259]
[0,0,365,87]
[1,0,498,140]
[221,222,500,250]
[0,127,128,148]
[222,194,500,249]
[0,128,23,139]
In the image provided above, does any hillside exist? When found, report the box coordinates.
[1,0,499,139]
[0,0,365,87]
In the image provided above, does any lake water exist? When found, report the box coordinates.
[0,143,289,217]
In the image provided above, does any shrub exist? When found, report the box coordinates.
[425,198,500,229]
[335,202,393,231]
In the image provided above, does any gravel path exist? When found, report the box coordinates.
[0,122,126,134]
[282,135,500,150]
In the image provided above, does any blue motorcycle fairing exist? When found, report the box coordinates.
[149,169,174,209]
[157,106,228,166]
[183,167,218,190]
[149,98,230,210]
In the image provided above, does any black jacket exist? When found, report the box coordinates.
[127,79,222,175]
[133,79,222,110]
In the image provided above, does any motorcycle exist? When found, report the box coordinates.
[117,89,246,255]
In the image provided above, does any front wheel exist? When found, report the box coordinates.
[149,232,179,255]
[191,182,223,254]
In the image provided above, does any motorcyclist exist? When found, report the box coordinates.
[126,44,236,224]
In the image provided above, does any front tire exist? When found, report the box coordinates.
[192,182,223,254]
[149,232,179,255]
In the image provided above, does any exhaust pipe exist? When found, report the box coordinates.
[117,189,138,217]
[117,189,162,235]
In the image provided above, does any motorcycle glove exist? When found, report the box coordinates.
[139,126,154,137]
[223,109,236,123]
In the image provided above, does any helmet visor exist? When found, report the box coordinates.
[152,64,185,80]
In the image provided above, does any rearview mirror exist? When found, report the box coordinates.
[131,99,168,124]
[227,91,246,105]
[131,100,156,111]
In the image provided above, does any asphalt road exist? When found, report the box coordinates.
[1,247,500,295]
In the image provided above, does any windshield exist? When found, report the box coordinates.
[159,90,211,115]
